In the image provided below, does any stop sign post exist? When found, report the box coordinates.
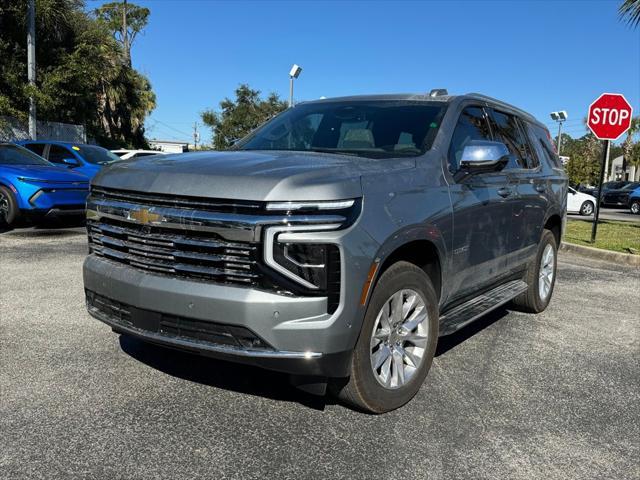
[587,93,633,243]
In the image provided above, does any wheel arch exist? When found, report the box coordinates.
[543,213,563,246]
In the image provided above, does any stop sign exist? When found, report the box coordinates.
[587,93,633,140]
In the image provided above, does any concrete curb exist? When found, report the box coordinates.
[560,242,640,267]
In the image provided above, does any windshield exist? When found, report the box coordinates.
[622,182,640,190]
[76,145,120,165]
[0,144,52,166]
[235,100,446,158]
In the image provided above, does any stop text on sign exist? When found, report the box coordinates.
[589,107,629,126]
[587,93,633,140]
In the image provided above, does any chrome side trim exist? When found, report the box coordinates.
[264,224,342,290]
[88,305,322,359]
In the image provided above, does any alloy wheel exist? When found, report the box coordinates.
[538,244,555,301]
[631,201,640,215]
[581,202,594,215]
[370,289,429,389]
[0,191,9,222]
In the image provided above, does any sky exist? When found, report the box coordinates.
[89,0,640,145]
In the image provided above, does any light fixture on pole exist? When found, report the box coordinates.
[549,110,568,155]
[289,64,302,107]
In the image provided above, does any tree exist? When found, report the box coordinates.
[95,1,149,66]
[201,84,287,150]
[0,0,155,147]
[621,116,640,168]
[619,0,640,28]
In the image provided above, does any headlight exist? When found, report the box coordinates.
[272,242,333,290]
[265,199,355,211]
[264,224,342,291]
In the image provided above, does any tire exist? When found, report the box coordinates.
[512,229,558,313]
[579,201,594,216]
[0,185,19,227]
[335,261,439,414]
[631,200,640,215]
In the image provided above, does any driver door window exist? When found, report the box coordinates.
[47,145,75,164]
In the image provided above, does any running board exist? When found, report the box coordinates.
[439,280,528,336]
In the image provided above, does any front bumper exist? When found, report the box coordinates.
[83,254,369,377]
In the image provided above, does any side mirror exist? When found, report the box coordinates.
[62,157,80,167]
[459,140,510,173]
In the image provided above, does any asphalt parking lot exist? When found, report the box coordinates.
[1,223,639,480]
[569,207,640,223]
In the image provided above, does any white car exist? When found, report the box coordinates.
[567,187,597,216]
[111,149,166,160]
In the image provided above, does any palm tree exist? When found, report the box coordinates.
[619,0,640,27]
[621,116,640,172]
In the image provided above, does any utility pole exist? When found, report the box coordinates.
[27,0,36,139]
[193,122,199,151]
[122,0,130,66]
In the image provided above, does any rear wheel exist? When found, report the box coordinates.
[579,200,594,216]
[0,186,18,227]
[335,261,438,413]
[631,200,640,215]
[512,229,558,313]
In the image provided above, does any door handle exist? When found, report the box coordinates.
[497,187,513,198]
[535,184,546,193]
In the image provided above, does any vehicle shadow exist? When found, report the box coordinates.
[435,306,510,356]
[0,216,85,236]
[117,306,512,411]
[118,334,334,411]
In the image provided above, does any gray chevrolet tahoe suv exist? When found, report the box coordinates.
[83,91,567,413]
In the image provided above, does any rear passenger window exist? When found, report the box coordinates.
[24,143,45,156]
[448,107,492,172]
[529,124,562,168]
[490,110,529,169]
[47,145,74,164]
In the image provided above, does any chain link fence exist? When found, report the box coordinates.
[0,116,86,143]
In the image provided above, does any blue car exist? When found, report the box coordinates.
[629,186,640,215]
[0,143,90,227]
[18,140,120,179]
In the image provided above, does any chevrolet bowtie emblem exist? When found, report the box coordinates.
[127,207,161,225]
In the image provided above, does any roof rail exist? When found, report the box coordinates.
[465,92,537,122]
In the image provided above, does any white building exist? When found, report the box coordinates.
[148,139,189,154]
[609,155,639,182]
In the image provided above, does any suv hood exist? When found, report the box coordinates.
[92,150,414,201]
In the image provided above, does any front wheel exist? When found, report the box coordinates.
[579,201,594,216]
[512,229,558,313]
[335,261,439,413]
[0,186,19,227]
[631,200,640,215]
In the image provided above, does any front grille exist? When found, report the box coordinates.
[86,290,273,350]
[87,218,261,286]
[91,186,265,214]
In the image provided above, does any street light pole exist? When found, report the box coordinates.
[550,111,568,156]
[556,120,564,155]
[289,76,294,108]
[288,64,302,108]
[27,0,36,139]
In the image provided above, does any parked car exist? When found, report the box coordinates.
[18,141,120,179]
[627,186,640,215]
[0,143,89,227]
[567,187,596,215]
[83,92,567,413]
[576,181,629,199]
[601,181,640,207]
[111,149,166,160]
